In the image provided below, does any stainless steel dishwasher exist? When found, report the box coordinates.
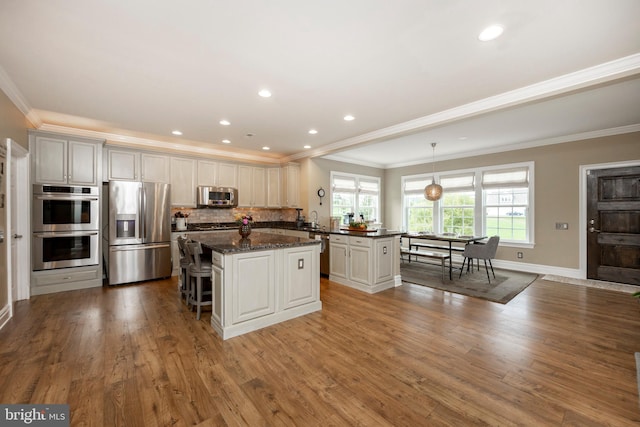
[309,231,330,277]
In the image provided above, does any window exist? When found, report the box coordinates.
[331,172,381,223]
[402,163,533,245]
[482,167,530,242]
[441,174,475,236]
[403,177,434,232]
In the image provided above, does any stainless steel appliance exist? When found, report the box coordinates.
[309,231,330,277]
[32,184,101,270]
[197,186,238,208]
[107,181,171,285]
[33,184,99,232]
[33,230,100,270]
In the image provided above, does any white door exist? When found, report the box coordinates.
[10,141,29,301]
[0,141,8,321]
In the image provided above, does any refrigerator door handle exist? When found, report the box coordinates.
[139,186,146,241]
[110,243,170,251]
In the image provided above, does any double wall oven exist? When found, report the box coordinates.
[32,184,100,270]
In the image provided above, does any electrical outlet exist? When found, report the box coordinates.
[517,252,523,259]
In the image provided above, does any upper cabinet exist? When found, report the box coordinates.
[197,160,218,186]
[170,157,197,207]
[238,165,266,207]
[217,162,238,188]
[281,163,300,207]
[31,133,102,186]
[106,149,170,183]
[266,167,281,208]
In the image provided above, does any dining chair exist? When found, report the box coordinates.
[459,236,500,283]
[185,241,213,320]
[176,237,191,303]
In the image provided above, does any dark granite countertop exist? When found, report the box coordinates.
[173,221,403,238]
[187,230,321,254]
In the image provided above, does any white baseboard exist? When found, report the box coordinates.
[0,304,11,331]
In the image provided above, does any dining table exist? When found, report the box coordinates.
[401,233,488,279]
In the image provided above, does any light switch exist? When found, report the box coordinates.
[555,222,569,230]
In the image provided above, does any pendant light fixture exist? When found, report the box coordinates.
[424,142,443,201]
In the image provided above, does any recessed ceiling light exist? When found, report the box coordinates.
[222,139,231,144]
[304,145,311,149]
[171,130,182,136]
[344,115,355,121]
[478,25,504,41]
[308,129,318,135]
[262,146,270,150]
[258,89,272,98]
[219,119,231,126]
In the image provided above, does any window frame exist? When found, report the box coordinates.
[330,171,381,224]
[401,161,535,247]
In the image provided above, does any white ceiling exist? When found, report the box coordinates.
[1,1,639,167]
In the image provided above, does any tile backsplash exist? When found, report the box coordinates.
[171,207,300,224]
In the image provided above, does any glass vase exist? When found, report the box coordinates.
[239,223,252,238]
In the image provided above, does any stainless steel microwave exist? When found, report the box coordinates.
[197,186,238,208]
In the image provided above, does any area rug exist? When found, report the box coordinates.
[400,262,538,304]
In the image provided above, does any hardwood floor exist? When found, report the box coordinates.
[1,276,639,426]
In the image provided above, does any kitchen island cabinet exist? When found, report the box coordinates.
[188,231,321,340]
[329,231,402,294]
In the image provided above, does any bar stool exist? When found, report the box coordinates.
[176,237,191,303]
[185,241,212,320]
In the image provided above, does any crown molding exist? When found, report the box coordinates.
[0,65,41,128]
[383,123,640,169]
[37,124,283,165]
[292,53,640,163]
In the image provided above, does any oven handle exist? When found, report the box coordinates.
[34,195,99,201]
[33,232,99,238]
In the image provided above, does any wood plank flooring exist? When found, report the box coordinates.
[1,276,639,426]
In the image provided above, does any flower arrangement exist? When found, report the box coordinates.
[174,211,189,218]
[234,213,253,225]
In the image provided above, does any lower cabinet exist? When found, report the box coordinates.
[329,235,399,294]
[210,244,321,340]
[31,265,102,295]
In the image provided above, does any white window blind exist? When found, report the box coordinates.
[482,167,529,189]
[403,177,431,196]
[440,173,475,192]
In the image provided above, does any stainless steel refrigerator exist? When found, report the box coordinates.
[107,181,171,285]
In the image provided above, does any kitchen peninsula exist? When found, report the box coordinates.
[187,230,322,340]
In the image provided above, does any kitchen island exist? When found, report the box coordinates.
[326,229,403,294]
[187,230,322,340]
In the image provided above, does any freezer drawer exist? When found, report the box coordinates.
[108,243,172,285]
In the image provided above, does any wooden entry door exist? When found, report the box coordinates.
[586,166,640,285]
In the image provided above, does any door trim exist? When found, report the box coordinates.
[579,159,640,280]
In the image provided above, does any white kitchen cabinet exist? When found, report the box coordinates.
[238,165,266,207]
[281,163,300,207]
[170,157,197,207]
[197,160,218,186]
[329,234,399,294]
[106,149,169,183]
[267,167,281,207]
[31,134,101,186]
[217,162,238,188]
[282,246,319,309]
[231,250,276,324]
[209,242,321,340]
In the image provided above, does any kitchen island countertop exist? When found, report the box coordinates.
[186,230,321,254]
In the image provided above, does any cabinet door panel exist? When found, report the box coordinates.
[374,238,394,283]
[218,163,238,187]
[232,252,275,323]
[141,154,170,183]
[330,243,348,279]
[170,157,196,206]
[252,167,266,207]
[197,160,218,186]
[34,137,67,184]
[108,150,138,181]
[350,246,371,285]
[282,247,316,309]
[68,140,98,185]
